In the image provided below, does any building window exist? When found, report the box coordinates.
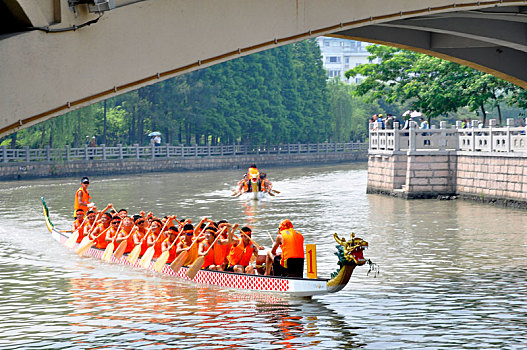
[327,56,341,64]
[324,40,329,46]
[345,57,349,64]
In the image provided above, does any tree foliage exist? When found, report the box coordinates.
[4,40,355,148]
[346,45,526,123]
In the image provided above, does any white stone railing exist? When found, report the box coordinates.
[0,142,368,163]
[369,118,527,154]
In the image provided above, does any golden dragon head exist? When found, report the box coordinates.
[333,232,368,266]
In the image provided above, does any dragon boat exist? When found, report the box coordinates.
[41,198,371,297]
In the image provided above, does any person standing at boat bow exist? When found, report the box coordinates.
[74,177,93,218]
[265,219,305,277]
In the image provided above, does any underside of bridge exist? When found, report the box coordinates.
[334,5,527,89]
[1,0,526,138]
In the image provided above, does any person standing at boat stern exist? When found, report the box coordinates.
[74,177,92,218]
[265,219,305,277]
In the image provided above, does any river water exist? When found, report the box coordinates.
[0,163,526,349]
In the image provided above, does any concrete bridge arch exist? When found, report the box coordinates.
[1,0,526,138]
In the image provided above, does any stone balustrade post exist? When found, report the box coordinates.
[409,122,416,152]
[489,119,496,152]
[1,145,6,163]
[84,145,89,160]
[455,120,462,129]
[118,144,123,159]
[134,144,140,159]
[393,124,400,151]
[102,144,107,160]
[506,118,514,152]
[194,144,198,157]
[166,143,170,158]
[45,145,51,162]
[24,146,30,162]
[65,145,70,161]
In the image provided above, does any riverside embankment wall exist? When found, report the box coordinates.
[367,119,527,208]
[0,151,367,181]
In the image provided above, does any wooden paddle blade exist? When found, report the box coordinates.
[152,251,169,272]
[75,239,95,256]
[78,236,90,247]
[186,256,204,279]
[272,189,280,194]
[170,251,188,274]
[113,241,128,260]
[268,192,275,196]
[127,245,141,264]
[65,231,79,248]
[139,247,155,269]
[102,242,114,262]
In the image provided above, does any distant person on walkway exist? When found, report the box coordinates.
[74,177,92,218]
[89,136,97,147]
[154,135,161,146]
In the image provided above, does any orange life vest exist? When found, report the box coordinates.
[163,238,178,264]
[72,219,85,243]
[92,223,108,246]
[153,233,165,259]
[214,242,230,266]
[227,240,254,267]
[73,186,90,217]
[201,240,215,268]
[279,228,304,267]
[96,225,116,249]
[118,228,135,254]
[179,239,198,266]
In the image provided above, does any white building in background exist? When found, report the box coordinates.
[315,36,373,84]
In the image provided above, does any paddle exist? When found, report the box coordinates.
[77,203,113,248]
[272,189,280,194]
[170,220,210,274]
[152,228,186,272]
[186,227,226,279]
[112,225,137,260]
[101,220,123,262]
[237,228,262,250]
[138,218,171,269]
[77,205,110,247]
[75,225,112,256]
[267,231,275,244]
[65,216,88,248]
[127,227,152,265]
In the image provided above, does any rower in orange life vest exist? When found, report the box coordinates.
[146,219,165,259]
[259,172,273,193]
[115,216,136,253]
[213,221,238,271]
[74,177,92,218]
[83,203,113,240]
[72,209,86,243]
[226,226,259,274]
[131,216,147,251]
[176,223,200,266]
[90,212,112,248]
[103,216,122,249]
[198,226,221,270]
[160,226,180,264]
[265,219,305,277]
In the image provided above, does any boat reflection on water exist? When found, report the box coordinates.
[66,276,364,348]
